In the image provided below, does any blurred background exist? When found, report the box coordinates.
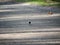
[0,0,60,45]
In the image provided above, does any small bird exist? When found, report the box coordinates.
[48,12,53,15]
[29,21,31,24]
